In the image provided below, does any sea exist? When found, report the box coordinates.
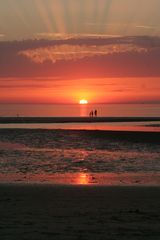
[1,103,160,117]
[0,103,160,186]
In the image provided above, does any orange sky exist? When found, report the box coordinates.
[0,77,159,104]
[0,1,160,104]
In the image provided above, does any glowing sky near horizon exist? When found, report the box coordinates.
[0,0,160,105]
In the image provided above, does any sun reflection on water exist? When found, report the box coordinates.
[77,173,90,185]
[80,104,88,117]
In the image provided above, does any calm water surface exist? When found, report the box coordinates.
[1,103,160,117]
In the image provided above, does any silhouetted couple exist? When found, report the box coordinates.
[89,109,97,117]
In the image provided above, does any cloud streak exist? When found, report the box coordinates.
[19,43,147,64]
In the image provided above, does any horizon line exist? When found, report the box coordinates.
[0,102,160,105]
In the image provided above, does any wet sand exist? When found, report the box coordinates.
[0,184,160,239]
[0,128,160,144]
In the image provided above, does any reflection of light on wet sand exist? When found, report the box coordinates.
[0,173,160,186]
[0,141,27,150]
[77,173,90,185]
[1,121,160,132]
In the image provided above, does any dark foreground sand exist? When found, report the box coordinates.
[0,184,160,240]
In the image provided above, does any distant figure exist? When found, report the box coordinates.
[89,111,93,117]
[91,111,94,117]
[94,109,97,117]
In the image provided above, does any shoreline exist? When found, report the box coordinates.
[0,116,160,124]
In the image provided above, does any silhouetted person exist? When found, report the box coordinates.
[94,109,97,117]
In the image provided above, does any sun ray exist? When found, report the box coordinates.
[34,0,53,33]
[62,0,74,34]
[45,1,58,33]
[68,0,78,34]
[99,0,113,34]
[50,0,66,35]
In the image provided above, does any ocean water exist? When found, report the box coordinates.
[1,103,160,117]
[0,103,159,185]
[0,129,159,185]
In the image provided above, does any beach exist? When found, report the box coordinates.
[0,184,160,239]
[0,125,160,239]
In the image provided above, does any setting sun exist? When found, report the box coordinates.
[79,99,88,104]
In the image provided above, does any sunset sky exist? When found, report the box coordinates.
[0,0,160,104]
